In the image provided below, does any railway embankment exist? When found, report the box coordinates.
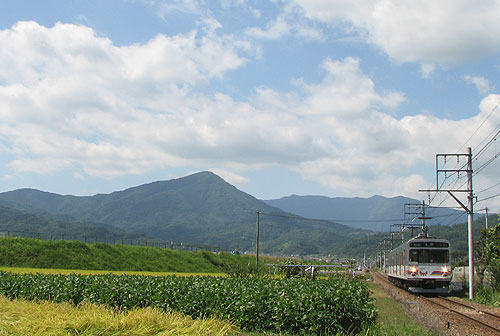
[372,270,500,336]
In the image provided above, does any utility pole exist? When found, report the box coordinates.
[405,202,431,237]
[420,147,475,299]
[466,147,474,300]
[255,211,260,265]
[485,207,489,230]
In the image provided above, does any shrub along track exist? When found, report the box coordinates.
[371,271,500,336]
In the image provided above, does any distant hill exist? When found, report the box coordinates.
[0,172,368,256]
[264,195,465,232]
[0,205,160,243]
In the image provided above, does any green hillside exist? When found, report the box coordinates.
[0,205,163,244]
[0,236,263,273]
[0,172,368,256]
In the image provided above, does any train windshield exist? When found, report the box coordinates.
[409,249,449,263]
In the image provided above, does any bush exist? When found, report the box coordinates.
[0,271,376,334]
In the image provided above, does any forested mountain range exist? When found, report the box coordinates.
[0,205,159,243]
[264,194,465,232]
[0,172,368,256]
[0,171,477,257]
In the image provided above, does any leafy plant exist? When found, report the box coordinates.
[0,271,376,334]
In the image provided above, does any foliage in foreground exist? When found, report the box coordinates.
[482,217,500,291]
[0,271,376,335]
[474,286,500,307]
[0,295,236,336]
[364,282,437,336]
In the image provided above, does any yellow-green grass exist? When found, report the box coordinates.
[0,266,226,277]
[365,282,437,336]
[0,295,238,336]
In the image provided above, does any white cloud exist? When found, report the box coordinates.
[289,0,500,65]
[153,0,206,18]
[465,75,492,96]
[246,15,291,40]
[209,168,249,187]
[245,13,323,40]
[420,64,436,79]
[0,21,248,178]
[300,57,405,117]
[1,20,498,204]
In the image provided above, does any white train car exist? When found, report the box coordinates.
[386,235,451,294]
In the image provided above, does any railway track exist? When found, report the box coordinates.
[372,271,500,335]
[421,296,500,334]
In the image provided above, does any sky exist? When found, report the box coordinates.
[1,0,500,213]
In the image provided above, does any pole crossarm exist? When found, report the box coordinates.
[447,191,471,213]
[419,189,469,193]
[436,169,472,173]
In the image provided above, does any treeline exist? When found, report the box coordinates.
[337,214,497,259]
[0,237,260,273]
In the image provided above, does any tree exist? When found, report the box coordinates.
[482,215,500,290]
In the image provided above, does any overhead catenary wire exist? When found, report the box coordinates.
[476,181,500,195]
[476,192,500,203]
[439,211,467,227]
[473,129,500,161]
[474,149,500,175]
[456,96,500,154]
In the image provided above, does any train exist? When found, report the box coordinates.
[386,234,452,294]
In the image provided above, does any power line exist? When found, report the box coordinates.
[439,211,467,226]
[475,150,500,175]
[477,192,500,203]
[476,181,500,195]
[474,129,500,160]
[457,96,500,153]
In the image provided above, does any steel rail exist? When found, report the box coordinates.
[420,296,500,334]
[437,296,500,321]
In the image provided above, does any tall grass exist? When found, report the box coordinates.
[364,282,438,336]
[474,286,500,306]
[0,295,237,336]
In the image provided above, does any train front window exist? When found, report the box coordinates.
[409,249,449,263]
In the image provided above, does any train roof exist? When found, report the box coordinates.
[408,233,449,242]
[389,235,450,253]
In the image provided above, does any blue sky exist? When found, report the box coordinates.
[1,0,500,212]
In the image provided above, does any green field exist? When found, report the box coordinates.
[0,266,225,277]
[0,271,377,335]
[0,236,439,335]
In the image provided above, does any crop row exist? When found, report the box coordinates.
[0,271,376,334]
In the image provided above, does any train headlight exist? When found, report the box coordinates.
[442,266,450,276]
[410,266,417,275]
